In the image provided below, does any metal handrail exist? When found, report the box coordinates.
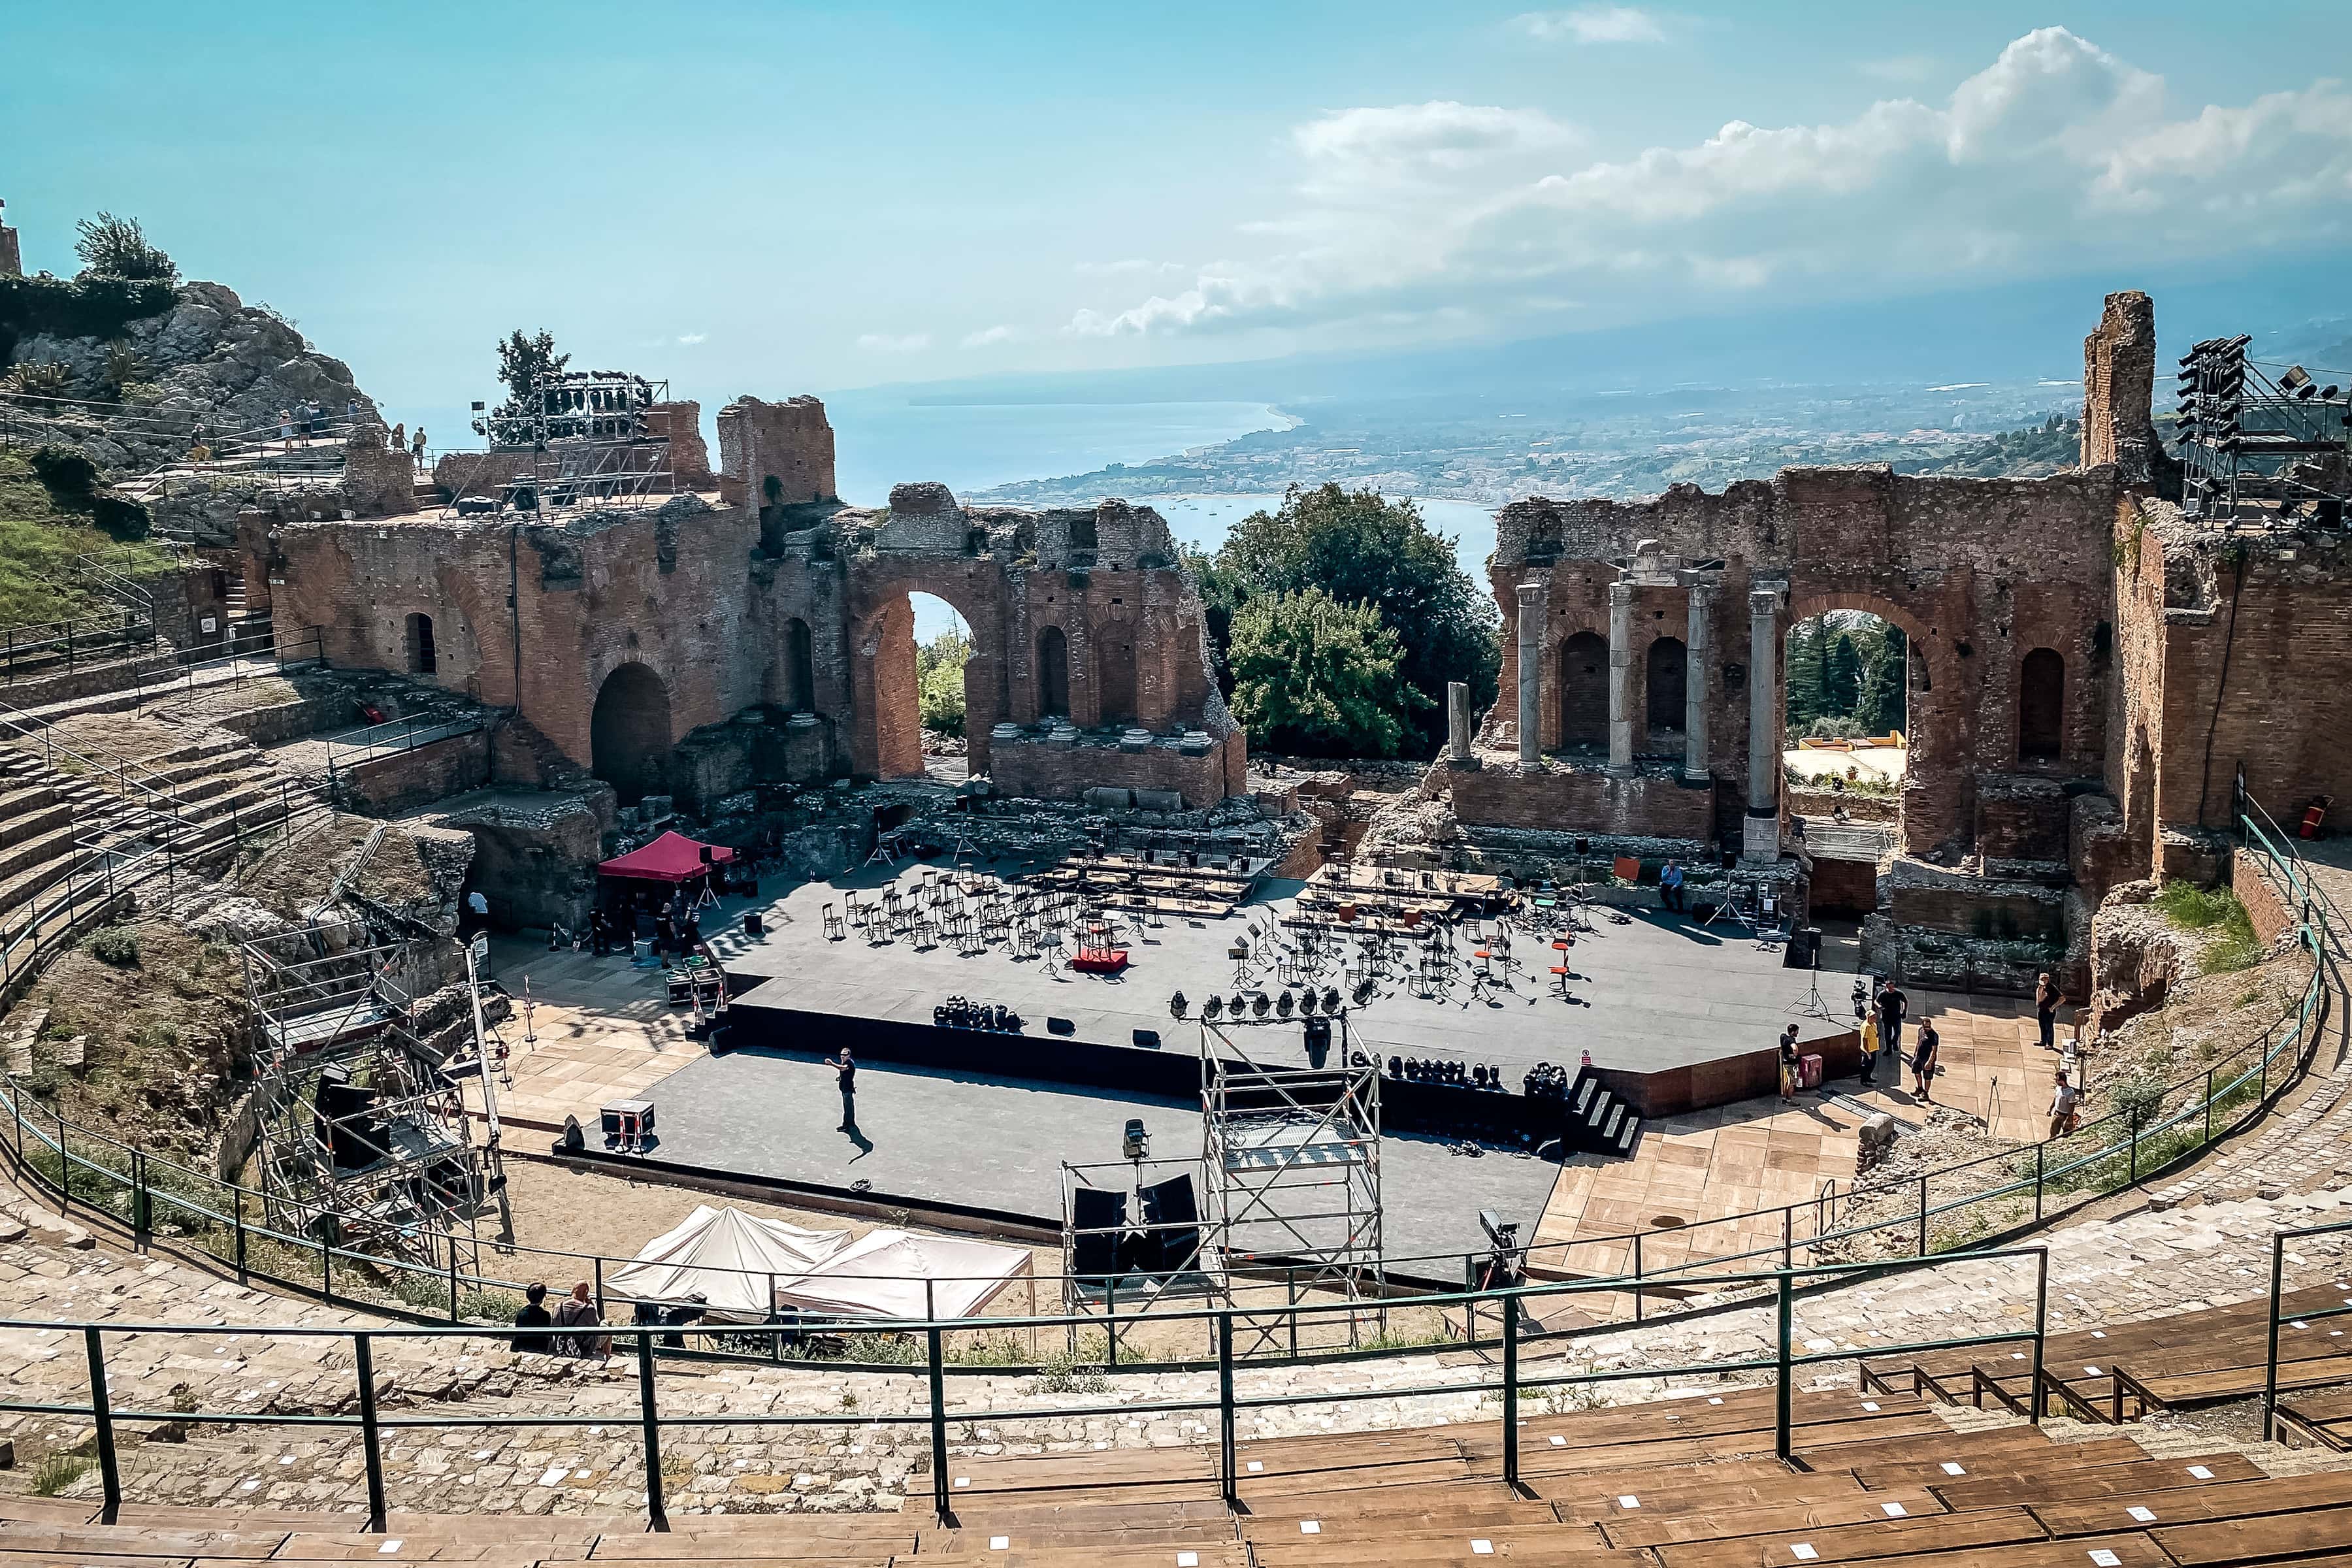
[0,1245,2055,1530]
[2263,1214,2352,1440]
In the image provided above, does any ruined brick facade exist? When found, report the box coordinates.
[272,397,1243,812]
[1473,463,2119,859]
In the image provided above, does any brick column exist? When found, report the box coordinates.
[1516,580,1544,768]
[1684,581,1712,783]
[1607,579,1635,777]
[1743,586,1780,864]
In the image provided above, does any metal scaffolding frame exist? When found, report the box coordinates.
[445,370,678,520]
[239,926,506,1276]
[1200,1019,1384,1350]
[2176,336,2351,525]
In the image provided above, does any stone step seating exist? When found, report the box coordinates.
[1865,1279,2352,1422]
[7,1375,2344,1566]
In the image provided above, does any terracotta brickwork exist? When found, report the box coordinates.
[1476,461,2118,855]
[274,395,1245,811]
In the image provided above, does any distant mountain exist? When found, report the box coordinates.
[1900,416,2083,480]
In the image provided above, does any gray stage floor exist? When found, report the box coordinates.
[645,1047,1558,1271]
[717,861,1845,1075]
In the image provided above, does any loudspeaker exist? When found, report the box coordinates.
[1071,1188,1128,1281]
[314,1065,386,1170]
[1303,1014,1332,1052]
[1048,1017,1077,1036]
[1139,1175,1201,1274]
[742,911,764,937]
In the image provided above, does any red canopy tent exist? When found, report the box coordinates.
[597,830,735,885]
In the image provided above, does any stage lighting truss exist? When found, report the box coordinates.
[2174,335,2351,526]
[445,368,679,521]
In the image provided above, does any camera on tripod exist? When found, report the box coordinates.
[1852,976,1871,1021]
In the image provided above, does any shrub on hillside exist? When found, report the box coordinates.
[86,926,141,968]
[73,212,178,284]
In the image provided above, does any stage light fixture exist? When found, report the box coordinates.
[2281,365,2313,393]
[1168,990,1188,1020]
[1122,1119,1150,1160]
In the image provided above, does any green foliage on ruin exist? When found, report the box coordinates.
[73,212,178,284]
[2154,879,2263,973]
[1226,586,1424,758]
[492,327,570,419]
[1199,483,1498,757]
[0,274,176,367]
[917,627,970,736]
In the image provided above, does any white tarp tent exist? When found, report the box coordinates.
[776,1229,1035,1321]
[602,1205,853,1321]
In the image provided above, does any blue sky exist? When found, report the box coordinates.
[5,1,2349,418]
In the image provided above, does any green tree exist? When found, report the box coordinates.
[491,329,570,418]
[1226,588,1424,758]
[73,213,178,283]
[915,628,970,736]
[1784,619,1825,730]
[1825,631,1863,718]
[1854,623,1908,736]
[1210,484,1497,757]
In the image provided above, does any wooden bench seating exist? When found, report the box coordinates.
[1929,1452,2264,1510]
[1648,1505,2047,1567]
[2027,1469,2352,1537]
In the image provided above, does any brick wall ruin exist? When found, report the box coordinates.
[1471,462,2119,860]
[272,395,1245,813]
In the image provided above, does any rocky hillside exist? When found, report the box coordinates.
[4,278,378,476]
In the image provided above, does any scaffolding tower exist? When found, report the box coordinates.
[446,369,678,519]
[240,924,507,1277]
[1200,1021,1383,1350]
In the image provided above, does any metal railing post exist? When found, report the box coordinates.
[84,1326,121,1524]
[1502,1288,1520,1488]
[1916,1176,1929,1256]
[355,1333,387,1530]
[235,1202,248,1284]
[926,1325,951,1525]
[1217,1311,1237,1506]
[2034,1140,2046,1223]
[2030,1249,2048,1426]
[1774,1271,1795,1462]
[131,1150,149,1250]
[637,1330,668,1531]
[1632,1230,1644,1324]
[448,1253,461,1322]
[1782,1205,1793,1270]
[2263,1232,2285,1442]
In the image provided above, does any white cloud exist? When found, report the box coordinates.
[1514,7,1665,44]
[1070,28,2352,344]
[1075,259,1187,276]
[675,332,706,345]
[960,325,1017,348]
[855,331,932,353]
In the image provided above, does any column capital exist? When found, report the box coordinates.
[1516,579,1547,604]
[1748,585,1780,618]
[1607,578,1635,604]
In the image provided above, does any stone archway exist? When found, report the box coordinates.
[590,661,672,804]
[1783,591,1962,857]
[1037,625,1070,717]
[845,570,1002,781]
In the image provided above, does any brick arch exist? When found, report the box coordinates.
[845,565,1007,780]
[1782,589,1961,855]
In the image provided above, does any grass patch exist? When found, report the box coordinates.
[0,449,175,630]
[2154,881,2263,974]
[29,1451,95,1496]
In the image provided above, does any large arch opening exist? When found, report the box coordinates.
[1782,606,1913,920]
[1556,631,1607,753]
[1643,636,1686,753]
[590,662,672,805]
[2019,647,2065,762]
[1037,625,1070,718]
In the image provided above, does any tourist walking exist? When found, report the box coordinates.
[1858,1007,1880,1087]
[412,427,427,464]
[1910,1017,1940,1103]
[510,1281,554,1352]
[278,408,294,451]
[2035,972,2061,1051]
[1778,1023,1801,1101]
[2048,1066,2080,1139]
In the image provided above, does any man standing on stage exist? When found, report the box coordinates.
[1875,976,1908,1062]
[825,1046,858,1134]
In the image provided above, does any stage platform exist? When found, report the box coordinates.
[641,1047,1559,1274]
[722,860,1856,1122]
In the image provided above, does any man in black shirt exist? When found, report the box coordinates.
[825,1047,858,1133]
[511,1281,554,1353]
[1875,978,1908,1060]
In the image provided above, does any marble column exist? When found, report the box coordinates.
[1516,580,1544,768]
[1683,582,1712,783]
[1446,680,1476,766]
[1743,585,1780,863]
[1606,580,1635,776]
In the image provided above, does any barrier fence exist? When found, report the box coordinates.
[0,1246,2055,1531]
